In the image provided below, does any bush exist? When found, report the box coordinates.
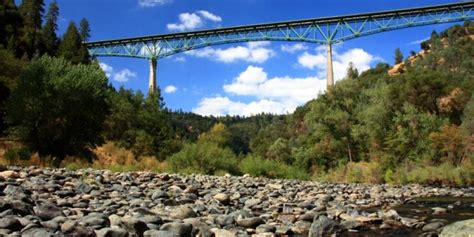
[240,155,309,180]
[168,142,239,175]
[392,161,473,186]
[3,146,31,165]
[6,56,109,165]
[317,161,383,183]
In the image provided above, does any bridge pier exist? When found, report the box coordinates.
[148,58,157,94]
[327,43,334,90]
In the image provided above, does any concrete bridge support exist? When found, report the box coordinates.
[327,43,334,90]
[148,58,157,94]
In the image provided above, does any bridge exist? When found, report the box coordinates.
[85,2,474,93]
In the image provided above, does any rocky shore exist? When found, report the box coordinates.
[0,166,472,236]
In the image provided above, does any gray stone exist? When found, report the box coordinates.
[0,216,22,231]
[422,222,445,232]
[171,206,197,220]
[160,222,193,237]
[96,227,128,237]
[236,217,264,229]
[308,215,345,237]
[214,193,230,205]
[33,203,64,220]
[144,230,179,237]
[440,219,474,237]
[216,215,234,227]
[256,224,276,233]
[121,216,148,235]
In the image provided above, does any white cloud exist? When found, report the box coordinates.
[174,56,186,62]
[113,69,137,82]
[167,10,222,32]
[167,13,203,31]
[197,10,222,22]
[193,47,380,116]
[192,97,296,117]
[99,63,113,77]
[138,0,172,7]
[281,43,308,53]
[185,42,275,64]
[164,85,178,94]
[297,46,381,80]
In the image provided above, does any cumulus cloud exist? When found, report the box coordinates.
[99,63,113,77]
[197,10,222,22]
[193,47,380,116]
[167,10,222,32]
[164,85,178,94]
[138,0,172,7]
[281,43,308,53]
[297,46,381,80]
[113,69,137,82]
[185,42,275,64]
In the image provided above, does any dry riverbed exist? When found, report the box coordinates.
[0,166,472,236]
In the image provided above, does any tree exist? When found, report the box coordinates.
[6,56,109,165]
[79,18,91,42]
[58,22,89,64]
[345,62,359,80]
[42,0,59,56]
[394,48,404,64]
[19,0,44,58]
[0,0,23,51]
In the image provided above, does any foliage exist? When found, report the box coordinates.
[240,155,309,180]
[58,22,89,64]
[168,142,239,175]
[6,56,109,165]
[42,0,59,56]
[394,48,403,64]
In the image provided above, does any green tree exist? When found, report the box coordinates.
[42,0,59,56]
[79,18,91,42]
[19,0,44,58]
[345,62,359,80]
[394,48,403,64]
[0,0,23,51]
[6,56,109,165]
[58,22,89,64]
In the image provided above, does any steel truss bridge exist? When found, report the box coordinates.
[85,2,474,93]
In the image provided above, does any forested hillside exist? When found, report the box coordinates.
[1,0,473,185]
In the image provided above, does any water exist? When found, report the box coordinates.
[344,196,474,237]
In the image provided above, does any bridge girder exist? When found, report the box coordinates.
[86,2,474,60]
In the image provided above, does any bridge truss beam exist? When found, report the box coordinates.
[85,2,474,92]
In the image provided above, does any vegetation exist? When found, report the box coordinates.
[0,0,472,186]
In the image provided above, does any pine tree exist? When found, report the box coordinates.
[42,0,59,56]
[79,18,91,42]
[59,22,89,64]
[394,48,403,64]
[0,0,23,52]
[19,0,44,58]
[345,62,359,80]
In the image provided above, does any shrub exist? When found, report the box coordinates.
[317,161,383,183]
[168,142,239,175]
[3,147,31,165]
[240,155,309,180]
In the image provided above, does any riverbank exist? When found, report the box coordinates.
[0,166,473,236]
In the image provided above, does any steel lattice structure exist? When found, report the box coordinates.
[86,2,474,60]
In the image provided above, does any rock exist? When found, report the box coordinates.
[214,193,230,205]
[33,203,64,220]
[160,222,193,237]
[120,216,148,235]
[151,190,169,200]
[0,171,19,179]
[400,217,423,228]
[0,216,22,231]
[61,220,77,233]
[244,199,261,208]
[144,230,179,237]
[308,215,345,237]
[256,224,276,233]
[211,228,235,237]
[40,220,58,230]
[216,215,234,227]
[440,219,474,237]
[291,221,311,234]
[236,217,264,229]
[96,227,128,237]
[171,206,197,220]
[422,222,445,232]
[432,207,447,215]
[379,209,400,221]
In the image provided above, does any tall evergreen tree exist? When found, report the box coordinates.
[394,48,404,64]
[345,62,359,80]
[0,0,23,53]
[19,0,44,58]
[42,0,59,56]
[59,22,89,64]
[79,18,91,42]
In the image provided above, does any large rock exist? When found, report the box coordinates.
[440,219,474,237]
[33,203,65,221]
[96,227,128,237]
[0,171,19,179]
[236,217,264,229]
[308,215,345,237]
[160,222,193,237]
[171,206,197,220]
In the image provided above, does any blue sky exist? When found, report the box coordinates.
[50,0,461,116]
